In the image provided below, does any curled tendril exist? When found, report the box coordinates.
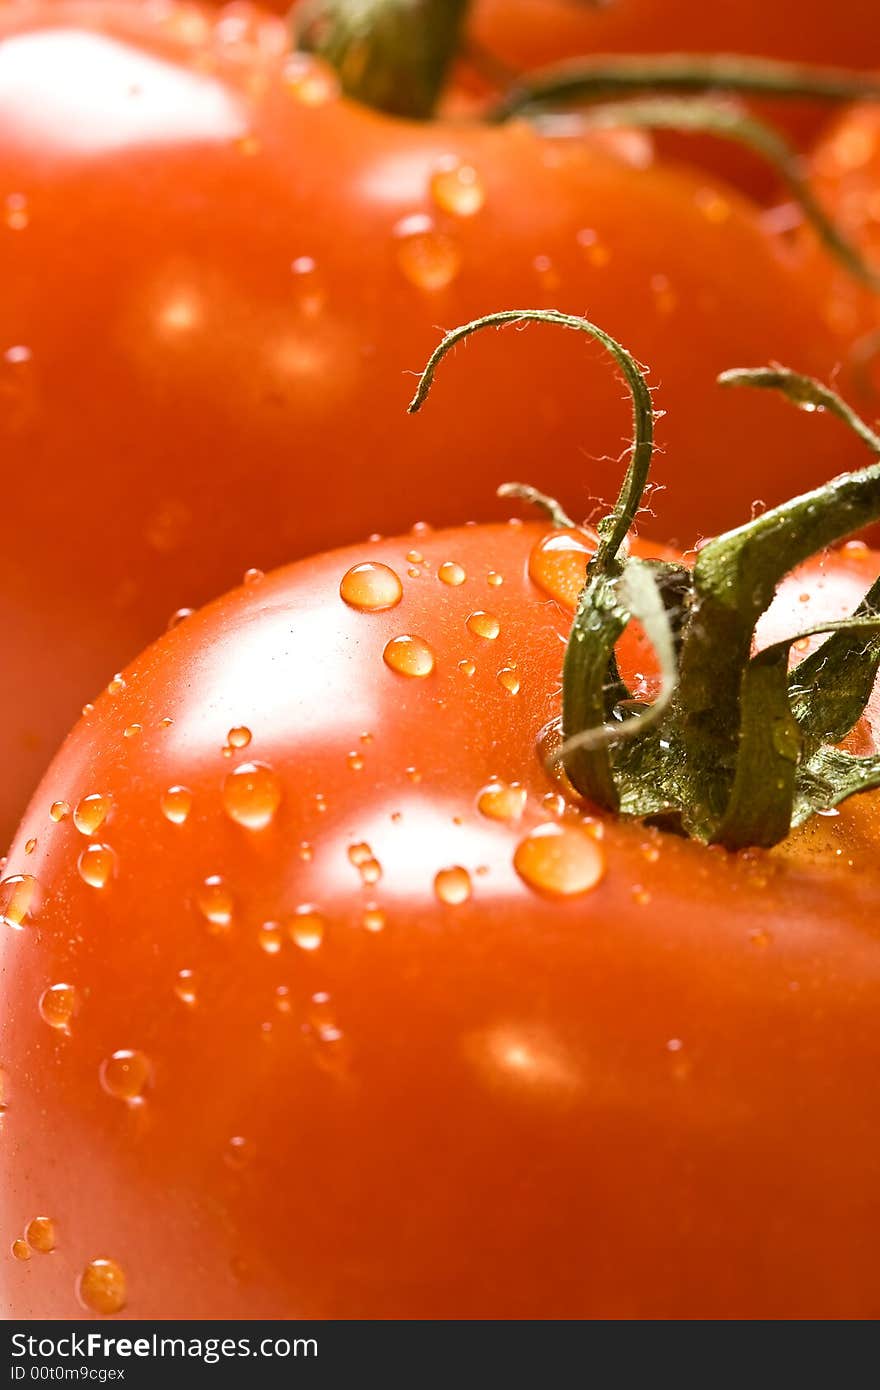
[408,308,655,573]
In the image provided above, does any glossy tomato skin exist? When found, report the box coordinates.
[0,0,865,849]
[2,520,879,1321]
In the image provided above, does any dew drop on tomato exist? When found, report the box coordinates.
[383,635,435,677]
[466,611,500,640]
[258,921,283,955]
[394,215,461,292]
[49,801,69,823]
[458,659,476,678]
[78,1258,127,1316]
[362,905,386,933]
[339,562,403,612]
[25,1217,56,1254]
[434,866,472,905]
[225,1136,256,1171]
[0,874,38,927]
[174,969,197,1006]
[528,530,596,609]
[11,1240,30,1262]
[477,781,527,823]
[197,875,234,930]
[227,726,252,750]
[100,1050,150,1103]
[222,761,282,830]
[38,983,79,1033]
[514,823,606,897]
[287,905,325,951]
[77,844,116,890]
[73,793,112,836]
[497,667,520,695]
[160,785,193,825]
[282,52,341,106]
[439,560,467,586]
[430,159,486,218]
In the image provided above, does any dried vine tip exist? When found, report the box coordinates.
[411,312,880,849]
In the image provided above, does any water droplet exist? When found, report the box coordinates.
[406,549,423,565]
[77,844,116,890]
[123,723,142,739]
[38,983,79,1032]
[514,823,605,897]
[362,905,386,932]
[477,780,527,822]
[430,158,485,217]
[287,905,325,951]
[5,193,29,231]
[160,785,193,824]
[360,858,382,885]
[843,539,870,560]
[298,841,313,862]
[283,52,341,105]
[258,921,283,955]
[82,702,95,717]
[24,838,36,855]
[11,1239,30,1262]
[73,793,112,836]
[458,658,476,678]
[349,843,372,867]
[100,1050,150,1103]
[439,560,466,586]
[49,801,70,823]
[167,607,194,630]
[695,187,731,224]
[243,566,264,585]
[225,1135,255,1170]
[198,875,234,930]
[497,667,520,695]
[227,726,252,749]
[487,571,503,587]
[222,761,282,830]
[394,214,461,291]
[275,985,292,1014]
[340,562,403,612]
[466,611,500,640]
[434,866,472,905]
[25,1217,56,1254]
[347,751,365,772]
[174,969,197,1005]
[529,529,596,609]
[78,1258,127,1315]
[383,634,435,677]
[107,674,126,696]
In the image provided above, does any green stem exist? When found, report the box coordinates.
[294,0,470,119]
[489,52,880,122]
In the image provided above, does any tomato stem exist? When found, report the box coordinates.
[411,312,880,849]
[293,0,471,119]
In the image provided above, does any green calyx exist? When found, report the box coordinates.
[410,309,880,850]
[293,0,470,120]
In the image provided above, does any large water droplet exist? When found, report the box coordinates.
[73,793,112,836]
[514,823,605,896]
[77,844,116,890]
[287,905,325,951]
[340,562,403,612]
[430,159,485,217]
[39,983,79,1032]
[394,214,461,291]
[0,874,38,927]
[161,785,193,825]
[477,780,527,822]
[434,866,472,905]
[100,1050,150,1103]
[529,529,596,609]
[383,635,435,677]
[25,1217,56,1254]
[78,1258,127,1315]
[466,611,500,640]
[439,560,466,586]
[222,761,282,830]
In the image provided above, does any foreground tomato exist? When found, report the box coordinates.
[0,0,867,849]
[1,506,878,1319]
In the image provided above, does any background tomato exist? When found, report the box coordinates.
[2,518,878,1319]
[465,0,880,195]
[0,0,865,851]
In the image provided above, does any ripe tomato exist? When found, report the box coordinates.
[2,516,878,1320]
[0,0,863,850]
[456,0,880,199]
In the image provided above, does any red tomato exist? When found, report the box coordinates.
[466,0,880,195]
[1,515,878,1320]
[0,0,866,849]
